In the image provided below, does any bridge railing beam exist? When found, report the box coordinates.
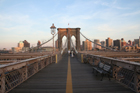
[79,53,140,93]
[0,51,62,93]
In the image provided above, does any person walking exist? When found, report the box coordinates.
[68,50,70,56]
[71,51,74,57]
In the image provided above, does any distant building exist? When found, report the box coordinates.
[82,39,92,50]
[106,37,113,47]
[128,40,132,46]
[37,40,41,46]
[96,42,101,49]
[40,46,54,52]
[94,39,101,49]
[113,39,121,50]
[134,38,140,47]
[126,40,132,46]
[100,41,106,48]
[121,38,126,47]
[23,40,30,47]
[94,39,99,48]
[18,41,24,49]
[82,41,86,51]
[132,41,135,46]
[12,47,21,53]
[3,48,7,51]
[0,50,12,54]
[80,45,83,50]
[22,47,30,52]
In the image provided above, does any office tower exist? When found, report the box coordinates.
[94,39,101,49]
[18,41,24,49]
[23,40,30,47]
[106,37,113,47]
[134,38,140,47]
[37,40,41,47]
[113,39,121,49]
[82,39,92,50]
[100,41,106,48]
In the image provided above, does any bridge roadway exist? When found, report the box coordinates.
[9,54,134,93]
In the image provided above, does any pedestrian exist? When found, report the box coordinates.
[68,50,70,55]
[71,51,74,57]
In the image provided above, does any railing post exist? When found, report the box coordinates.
[56,54,57,63]
[51,56,52,63]
[25,62,28,79]
[1,70,5,93]
[81,54,83,63]
[40,59,44,69]
[36,61,39,72]
[46,58,48,66]
[134,66,139,93]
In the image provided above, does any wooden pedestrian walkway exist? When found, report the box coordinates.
[9,54,134,93]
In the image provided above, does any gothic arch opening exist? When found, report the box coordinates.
[58,28,80,51]
[62,35,67,48]
[71,35,76,49]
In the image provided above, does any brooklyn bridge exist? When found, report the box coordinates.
[0,27,139,93]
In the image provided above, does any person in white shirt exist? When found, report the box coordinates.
[68,50,70,55]
[71,51,74,57]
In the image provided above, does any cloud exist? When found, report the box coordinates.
[97,0,131,10]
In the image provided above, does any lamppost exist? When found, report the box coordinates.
[50,23,56,54]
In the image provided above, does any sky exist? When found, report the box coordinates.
[0,0,140,49]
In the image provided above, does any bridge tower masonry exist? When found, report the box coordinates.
[57,28,80,51]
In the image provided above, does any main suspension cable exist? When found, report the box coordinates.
[30,32,58,51]
[80,32,113,50]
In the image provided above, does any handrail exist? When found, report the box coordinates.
[79,52,140,92]
[87,54,140,66]
[0,52,61,93]
[0,55,48,68]
[0,53,57,73]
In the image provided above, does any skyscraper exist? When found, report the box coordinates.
[94,39,101,49]
[18,41,24,49]
[37,40,41,47]
[121,38,126,47]
[113,39,121,50]
[134,38,140,47]
[23,40,30,47]
[100,41,106,48]
[82,39,92,50]
[106,37,113,47]
[128,40,132,46]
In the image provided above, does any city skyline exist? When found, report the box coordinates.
[0,0,140,49]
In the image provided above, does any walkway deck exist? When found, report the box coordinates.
[9,54,134,93]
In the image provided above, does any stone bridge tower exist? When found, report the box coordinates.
[57,28,80,51]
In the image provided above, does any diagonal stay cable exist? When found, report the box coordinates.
[80,32,113,50]
[30,32,58,50]
[70,38,78,54]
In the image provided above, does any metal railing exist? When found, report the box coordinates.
[78,53,140,93]
[0,52,62,93]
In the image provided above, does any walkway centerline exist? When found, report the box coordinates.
[66,56,73,93]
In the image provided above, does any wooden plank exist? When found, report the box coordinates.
[9,54,134,93]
